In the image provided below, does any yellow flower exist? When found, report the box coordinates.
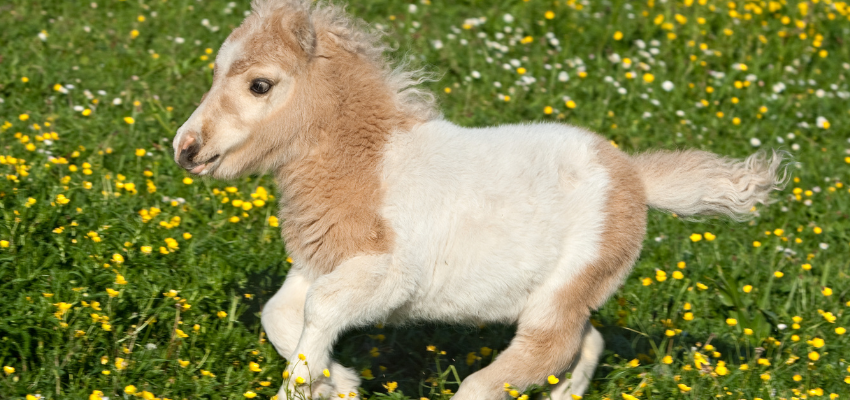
[175,329,188,338]
[106,288,120,297]
[760,373,770,381]
[704,232,716,241]
[3,366,15,374]
[123,117,135,124]
[323,368,331,378]
[517,67,527,75]
[135,148,146,157]
[547,375,560,384]
[178,359,190,367]
[622,394,639,400]
[244,391,257,398]
[822,311,837,323]
[0,240,9,248]
[249,362,262,372]
[89,390,104,400]
[823,287,833,296]
[115,357,127,370]
[683,312,694,321]
[810,337,824,348]
[689,233,702,242]
[726,318,737,326]
[662,355,673,364]
[565,100,577,109]
[753,241,761,247]
[543,106,553,115]
[774,271,784,278]
[383,381,398,393]
[295,376,306,385]
[743,285,752,293]
[643,73,655,83]
[836,327,846,335]
[808,351,820,361]
[628,359,639,367]
[125,385,137,394]
[678,383,692,392]
[217,311,227,318]
[544,10,555,19]
[613,31,623,40]
[672,271,684,279]
[112,254,124,264]
[744,328,753,335]
[141,246,152,254]
[183,177,193,185]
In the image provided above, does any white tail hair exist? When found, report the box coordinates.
[632,149,788,219]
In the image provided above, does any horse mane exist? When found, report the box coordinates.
[250,0,440,121]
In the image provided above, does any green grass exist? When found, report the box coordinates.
[1,0,849,399]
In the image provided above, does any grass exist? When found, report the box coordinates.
[1,0,849,399]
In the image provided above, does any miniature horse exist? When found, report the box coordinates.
[172,1,785,398]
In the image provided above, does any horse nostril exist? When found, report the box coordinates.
[179,142,201,167]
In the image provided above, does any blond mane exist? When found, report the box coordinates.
[250,0,440,121]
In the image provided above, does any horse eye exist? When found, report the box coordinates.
[250,79,272,95]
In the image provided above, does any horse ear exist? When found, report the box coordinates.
[290,10,316,57]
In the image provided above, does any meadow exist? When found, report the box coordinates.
[1,0,849,399]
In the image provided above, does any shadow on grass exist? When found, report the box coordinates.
[234,264,753,398]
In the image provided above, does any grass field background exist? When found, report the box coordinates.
[1,0,849,399]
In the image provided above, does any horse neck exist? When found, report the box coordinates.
[272,53,413,273]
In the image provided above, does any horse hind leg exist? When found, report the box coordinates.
[548,324,604,400]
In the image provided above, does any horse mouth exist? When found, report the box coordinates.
[188,154,221,175]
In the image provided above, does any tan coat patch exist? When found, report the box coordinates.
[566,139,647,312]
[269,35,419,277]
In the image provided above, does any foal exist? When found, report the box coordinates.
[172,1,785,398]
